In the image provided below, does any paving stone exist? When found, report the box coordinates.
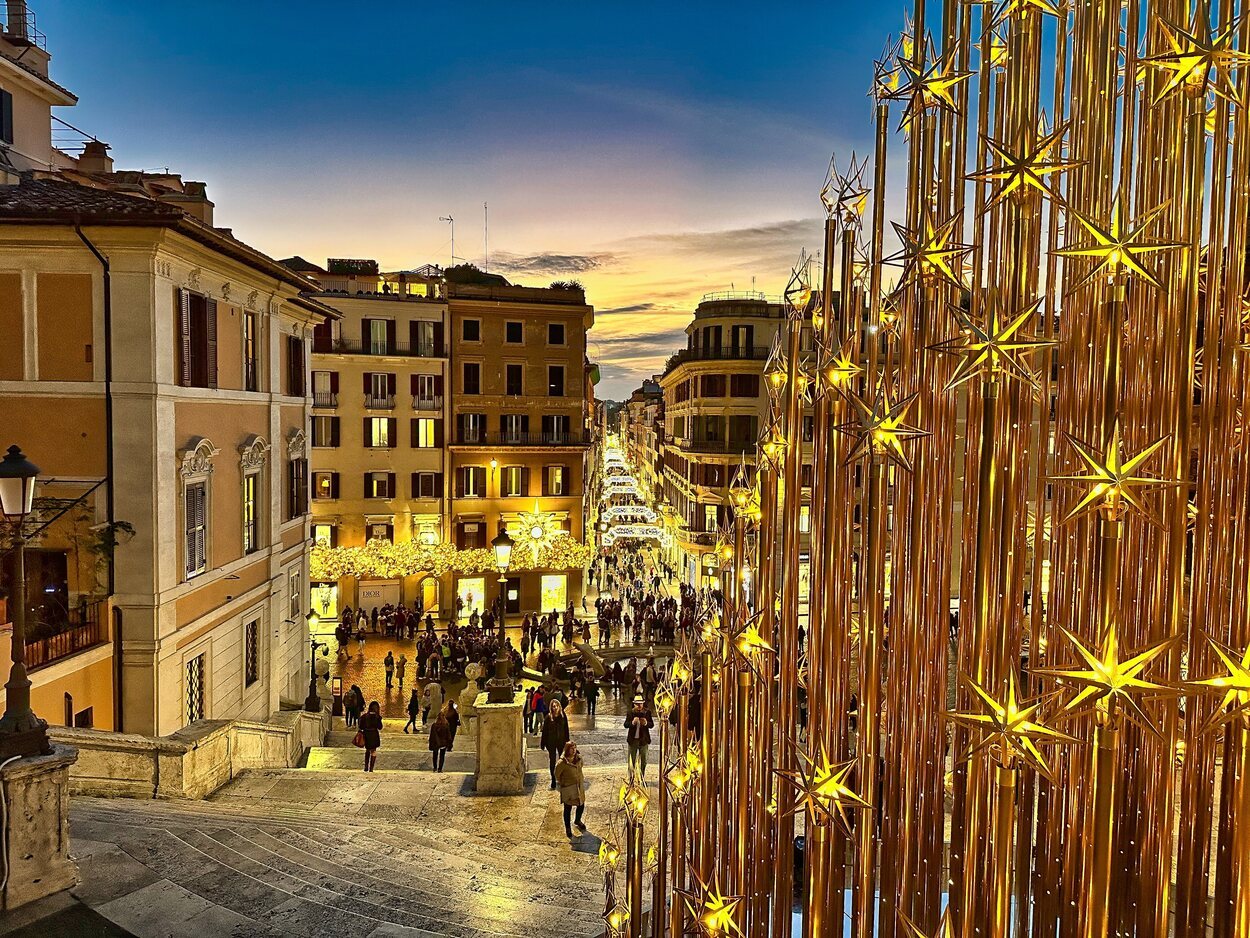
[70,844,163,907]
[93,878,214,937]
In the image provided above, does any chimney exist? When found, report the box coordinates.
[77,140,113,174]
[4,1,27,41]
[156,180,215,226]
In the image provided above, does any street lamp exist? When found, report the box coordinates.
[303,610,328,712]
[0,445,50,758]
[486,524,515,703]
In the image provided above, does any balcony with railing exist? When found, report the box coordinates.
[364,394,396,409]
[316,338,447,358]
[312,391,338,408]
[24,601,109,671]
[412,395,444,412]
[664,345,772,374]
[453,430,591,446]
[674,437,756,454]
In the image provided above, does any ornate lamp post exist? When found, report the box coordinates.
[486,524,515,703]
[303,610,328,712]
[0,445,50,758]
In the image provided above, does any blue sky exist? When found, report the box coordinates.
[41,0,910,397]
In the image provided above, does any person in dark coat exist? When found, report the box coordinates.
[404,689,421,734]
[443,700,461,749]
[624,694,654,777]
[428,711,452,773]
[540,699,571,789]
[359,701,383,772]
[555,741,586,838]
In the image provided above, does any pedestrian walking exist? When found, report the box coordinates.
[384,651,395,689]
[624,694,654,778]
[344,684,363,727]
[397,653,407,690]
[443,700,461,749]
[584,674,600,718]
[540,699,571,789]
[357,701,383,772]
[523,687,536,734]
[428,710,452,772]
[555,741,587,838]
[404,688,420,733]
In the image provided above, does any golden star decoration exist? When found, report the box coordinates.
[899,908,955,938]
[1140,7,1250,105]
[1049,423,1182,524]
[604,900,630,938]
[775,742,871,832]
[887,208,973,288]
[512,501,557,562]
[678,871,746,937]
[784,251,815,320]
[821,152,871,222]
[992,0,1061,26]
[835,388,929,471]
[730,611,774,674]
[1054,193,1184,290]
[888,43,974,130]
[820,334,865,393]
[946,671,1078,780]
[1035,626,1179,735]
[1187,635,1250,730]
[968,124,1080,208]
[931,298,1055,391]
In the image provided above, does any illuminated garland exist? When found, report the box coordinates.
[311,535,595,581]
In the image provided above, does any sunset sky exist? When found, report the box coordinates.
[44,0,908,397]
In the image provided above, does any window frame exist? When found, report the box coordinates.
[243,618,261,688]
[547,365,565,397]
[505,321,524,344]
[462,318,481,342]
[547,321,566,346]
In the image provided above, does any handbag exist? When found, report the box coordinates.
[352,730,365,748]
[559,784,581,801]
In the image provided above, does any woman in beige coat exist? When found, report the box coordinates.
[554,741,586,838]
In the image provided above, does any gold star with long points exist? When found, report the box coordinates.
[1188,635,1250,730]
[835,388,929,471]
[887,208,973,288]
[931,298,1055,391]
[946,671,1078,780]
[678,871,745,937]
[820,152,871,222]
[889,44,974,129]
[968,125,1080,208]
[821,334,865,392]
[1049,423,1182,524]
[899,908,955,938]
[784,251,815,320]
[1054,193,1184,290]
[992,0,1061,25]
[1140,7,1250,105]
[1035,626,1179,735]
[730,611,773,673]
[776,742,870,832]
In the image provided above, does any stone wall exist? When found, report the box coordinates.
[48,707,329,800]
[0,746,78,912]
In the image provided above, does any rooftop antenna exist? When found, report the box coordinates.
[483,202,489,272]
[439,215,455,270]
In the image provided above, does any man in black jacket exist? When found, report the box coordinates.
[624,695,655,778]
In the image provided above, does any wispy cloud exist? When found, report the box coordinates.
[490,251,616,276]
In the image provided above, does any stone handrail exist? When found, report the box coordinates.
[49,706,329,800]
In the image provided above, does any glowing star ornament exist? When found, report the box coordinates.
[992,0,1062,25]
[820,152,871,223]
[1049,423,1182,524]
[604,900,630,938]
[678,871,745,937]
[888,43,975,130]
[968,125,1081,208]
[887,208,974,288]
[821,335,865,392]
[667,760,695,805]
[784,253,815,320]
[1140,7,1250,105]
[730,612,774,672]
[619,775,650,822]
[1036,626,1180,735]
[932,298,1055,391]
[776,743,871,832]
[1187,635,1250,730]
[946,672,1078,780]
[835,388,929,471]
[1054,193,1184,290]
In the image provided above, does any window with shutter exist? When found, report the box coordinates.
[185,481,208,578]
[177,288,192,386]
[205,300,218,389]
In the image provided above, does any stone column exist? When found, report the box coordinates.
[473,692,526,794]
[0,744,78,911]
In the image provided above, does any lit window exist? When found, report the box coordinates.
[800,505,811,533]
[242,473,259,554]
[413,418,437,448]
[313,523,336,547]
[368,417,391,447]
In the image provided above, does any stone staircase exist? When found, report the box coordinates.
[67,762,643,938]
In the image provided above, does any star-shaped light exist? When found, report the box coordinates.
[604,899,630,938]
[784,252,815,320]
[872,31,915,100]
[888,43,974,130]
[992,0,1061,26]
[968,125,1080,208]
[678,871,745,937]
[667,758,696,804]
[835,388,928,471]
[1187,635,1250,730]
[730,611,774,673]
[775,742,870,832]
[513,500,556,562]
[764,338,789,396]
[820,152,871,222]
[899,908,955,938]
[1049,423,1182,524]
[1054,194,1184,290]
[820,334,865,393]
[931,298,1055,391]
[1035,626,1179,735]
[1140,7,1250,105]
[887,208,973,288]
[946,671,1078,780]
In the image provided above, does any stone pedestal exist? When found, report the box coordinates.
[473,692,526,794]
[1,744,78,911]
